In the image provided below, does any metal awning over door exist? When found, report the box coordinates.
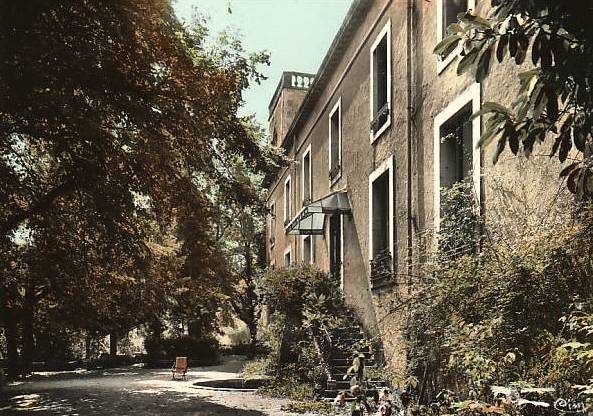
[286,190,351,235]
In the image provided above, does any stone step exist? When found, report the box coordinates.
[331,351,372,360]
[314,307,389,400]
[320,387,388,400]
[330,357,375,365]
[332,364,377,371]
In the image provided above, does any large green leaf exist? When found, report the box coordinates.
[457,48,480,75]
[492,135,507,165]
[496,34,509,63]
[434,34,462,58]
[475,43,494,82]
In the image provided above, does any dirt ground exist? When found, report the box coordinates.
[0,358,307,415]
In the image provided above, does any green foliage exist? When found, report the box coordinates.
[242,358,267,381]
[439,180,482,258]
[261,368,317,400]
[259,265,346,400]
[144,335,220,366]
[0,0,272,376]
[408,202,593,403]
[280,400,332,414]
[261,265,343,322]
[434,1,593,196]
[554,302,593,400]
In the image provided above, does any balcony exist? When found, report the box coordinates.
[369,248,394,291]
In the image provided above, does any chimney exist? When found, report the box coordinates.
[268,71,315,147]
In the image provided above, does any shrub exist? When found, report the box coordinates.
[144,335,220,366]
[258,265,345,399]
[86,354,136,370]
[261,264,343,322]
[405,200,593,403]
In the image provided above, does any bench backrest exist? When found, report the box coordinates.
[175,356,188,371]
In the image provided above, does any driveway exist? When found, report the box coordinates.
[0,358,301,415]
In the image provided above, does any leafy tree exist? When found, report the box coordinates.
[434,0,593,196]
[0,1,272,377]
[226,210,266,355]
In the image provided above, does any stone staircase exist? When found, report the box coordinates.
[315,311,389,401]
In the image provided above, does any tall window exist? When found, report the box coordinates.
[284,247,292,267]
[371,171,390,258]
[329,215,343,287]
[329,99,341,182]
[302,235,313,265]
[284,176,291,226]
[439,103,473,191]
[269,201,276,247]
[272,127,278,146]
[433,83,481,231]
[370,20,391,141]
[302,145,312,204]
[368,157,394,290]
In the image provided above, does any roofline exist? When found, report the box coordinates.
[267,0,373,199]
[278,0,373,148]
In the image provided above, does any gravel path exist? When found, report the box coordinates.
[0,358,304,415]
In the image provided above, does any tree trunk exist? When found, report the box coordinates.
[149,319,163,339]
[188,320,202,339]
[109,333,117,357]
[247,320,258,358]
[20,287,35,376]
[0,285,20,380]
[243,241,259,357]
[4,308,20,380]
[85,333,92,360]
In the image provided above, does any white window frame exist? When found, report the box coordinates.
[436,0,477,74]
[433,82,481,232]
[269,201,276,248]
[283,246,292,267]
[328,98,342,186]
[302,143,312,203]
[368,156,394,261]
[283,175,291,226]
[369,19,392,143]
[301,235,314,265]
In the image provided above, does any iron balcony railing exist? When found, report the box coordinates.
[369,248,394,291]
[329,163,341,181]
[370,102,390,134]
[330,261,342,281]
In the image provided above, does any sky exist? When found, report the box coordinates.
[173,0,353,128]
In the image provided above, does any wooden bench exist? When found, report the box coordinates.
[171,356,188,380]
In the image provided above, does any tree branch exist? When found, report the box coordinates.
[1,180,76,236]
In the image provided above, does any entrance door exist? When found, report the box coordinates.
[329,214,342,287]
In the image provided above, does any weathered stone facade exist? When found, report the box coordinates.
[265,0,567,374]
